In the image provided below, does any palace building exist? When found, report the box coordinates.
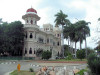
[22,8,62,59]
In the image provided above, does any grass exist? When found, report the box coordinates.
[50,59,87,61]
[75,69,87,75]
[10,70,35,75]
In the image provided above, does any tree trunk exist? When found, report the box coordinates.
[80,40,82,50]
[85,38,87,58]
[68,37,70,51]
[62,25,64,58]
[75,42,77,58]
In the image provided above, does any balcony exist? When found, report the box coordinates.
[24,24,39,29]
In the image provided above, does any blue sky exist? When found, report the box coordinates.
[0,0,100,49]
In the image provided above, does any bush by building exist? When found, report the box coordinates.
[76,50,85,60]
[87,53,100,75]
[42,50,52,60]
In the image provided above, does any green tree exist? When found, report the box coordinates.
[42,50,52,60]
[0,21,24,56]
[0,22,10,55]
[54,10,70,57]
[8,21,24,56]
[76,50,85,60]
[74,20,90,58]
[64,24,79,58]
[87,53,100,75]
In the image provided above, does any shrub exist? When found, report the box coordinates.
[42,50,52,60]
[76,69,87,75]
[87,53,100,75]
[65,53,73,60]
[76,50,85,60]
[29,68,34,72]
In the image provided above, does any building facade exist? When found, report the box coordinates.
[22,8,61,59]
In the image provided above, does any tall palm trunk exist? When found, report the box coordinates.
[68,37,70,51]
[80,40,82,50]
[62,25,64,58]
[85,38,87,58]
[75,42,77,58]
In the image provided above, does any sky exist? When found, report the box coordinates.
[0,0,100,49]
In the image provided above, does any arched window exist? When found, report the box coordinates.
[27,20,28,23]
[30,33,33,38]
[58,34,59,37]
[58,52,59,56]
[47,39,49,43]
[29,48,32,54]
[57,41,59,46]
[31,20,33,24]
[25,32,27,38]
[25,48,27,54]
[34,50,36,54]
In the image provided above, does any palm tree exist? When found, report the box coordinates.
[64,23,78,57]
[82,22,90,58]
[75,20,90,58]
[54,10,69,57]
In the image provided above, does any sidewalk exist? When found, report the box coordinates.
[4,71,12,75]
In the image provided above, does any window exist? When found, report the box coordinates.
[58,52,59,56]
[30,33,33,38]
[58,34,59,37]
[38,37,44,43]
[31,20,33,24]
[50,39,53,43]
[47,39,49,43]
[35,33,36,39]
[35,21,36,24]
[27,20,28,23]
[25,32,27,38]
[29,48,32,54]
[53,42,55,46]
[34,50,36,54]
[57,41,59,46]
[50,47,53,52]
[25,48,27,54]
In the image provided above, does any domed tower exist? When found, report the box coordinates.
[22,8,40,25]
[22,8,40,57]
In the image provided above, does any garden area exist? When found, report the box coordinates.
[10,70,35,75]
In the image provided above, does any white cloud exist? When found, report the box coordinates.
[0,0,42,23]
[37,7,53,27]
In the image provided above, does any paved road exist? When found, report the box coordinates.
[0,60,87,75]
[0,61,38,75]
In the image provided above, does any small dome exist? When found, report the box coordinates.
[26,8,37,13]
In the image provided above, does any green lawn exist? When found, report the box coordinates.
[50,59,87,61]
[10,70,35,75]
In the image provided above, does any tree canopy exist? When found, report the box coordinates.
[0,21,24,56]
